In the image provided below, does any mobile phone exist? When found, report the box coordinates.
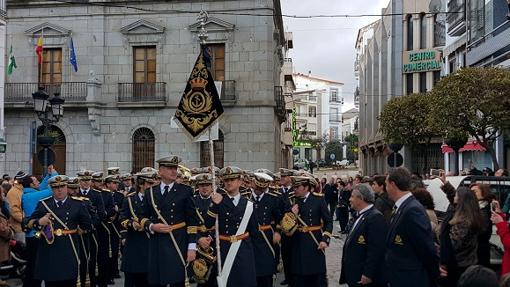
[430,169,443,176]
[491,201,498,212]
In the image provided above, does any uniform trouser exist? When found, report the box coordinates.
[281,237,292,283]
[97,227,111,287]
[45,280,76,287]
[109,232,120,278]
[150,282,184,287]
[292,274,320,287]
[256,275,273,287]
[124,272,149,287]
[89,233,99,287]
[23,236,42,287]
[338,207,349,232]
[78,235,90,287]
[327,201,337,220]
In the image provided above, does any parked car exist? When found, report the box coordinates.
[424,176,510,266]
[317,159,327,168]
[335,160,350,167]
[293,159,309,170]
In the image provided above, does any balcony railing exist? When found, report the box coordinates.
[5,82,87,103]
[0,0,5,18]
[220,80,236,101]
[275,86,286,121]
[118,82,166,102]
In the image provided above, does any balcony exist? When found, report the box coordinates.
[447,0,466,37]
[275,86,286,122]
[0,0,5,20]
[118,82,166,104]
[219,80,236,104]
[5,82,87,106]
[467,21,510,66]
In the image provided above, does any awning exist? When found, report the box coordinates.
[441,141,487,154]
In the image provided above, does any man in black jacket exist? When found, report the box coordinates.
[340,184,387,287]
[323,178,338,220]
[384,167,439,287]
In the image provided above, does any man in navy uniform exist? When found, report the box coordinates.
[205,166,258,287]
[120,170,154,287]
[278,168,296,286]
[285,176,332,287]
[193,172,218,287]
[340,184,387,287]
[104,173,123,281]
[140,156,199,287]
[249,172,283,287]
[27,175,92,287]
[78,170,105,287]
[384,167,439,287]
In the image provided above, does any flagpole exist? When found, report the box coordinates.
[196,8,223,283]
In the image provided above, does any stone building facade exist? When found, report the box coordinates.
[3,0,287,176]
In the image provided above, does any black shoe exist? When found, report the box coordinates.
[280,279,289,285]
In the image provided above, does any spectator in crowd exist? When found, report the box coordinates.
[491,201,510,277]
[21,165,57,287]
[457,265,499,287]
[339,184,387,287]
[501,273,510,287]
[439,187,482,286]
[496,169,510,177]
[337,181,351,234]
[411,187,438,238]
[470,183,493,267]
[353,175,362,186]
[384,167,439,287]
[371,175,393,224]
[7,171,27,244]
[324,177,338,220]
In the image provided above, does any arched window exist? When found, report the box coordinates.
[33,125,66,178]
[132,127,155,173]
[200,130,224,168]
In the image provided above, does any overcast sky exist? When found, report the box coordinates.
[281,0,391,110]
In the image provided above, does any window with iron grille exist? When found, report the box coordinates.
[132,127,155,173]
[200,130,224,168]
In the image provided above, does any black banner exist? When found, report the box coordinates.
[175,46,224,138]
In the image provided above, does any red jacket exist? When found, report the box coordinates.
[496,220,510,276]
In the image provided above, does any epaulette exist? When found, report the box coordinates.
[92,188,102,193]
[71,196,84,201]
[268,188,282,196]
[127,192,136,197]
[313,192,324,197]
[102,189,111,193]
[267,191,280,197]
[287,192,296,199]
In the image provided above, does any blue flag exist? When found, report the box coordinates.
[69,37,78,72]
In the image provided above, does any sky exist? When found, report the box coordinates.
[281,0,391,110]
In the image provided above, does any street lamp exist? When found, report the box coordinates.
[32,87,65,175]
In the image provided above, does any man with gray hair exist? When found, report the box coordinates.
[339,184,387,287]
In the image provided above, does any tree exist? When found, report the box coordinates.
[344,133,359,162]
[325,140,343,164]
[379,93,437,173]
[429,67,510,170]
[309,134,328,161]
[379,93,436,146]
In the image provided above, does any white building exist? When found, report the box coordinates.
[0,0,6,149]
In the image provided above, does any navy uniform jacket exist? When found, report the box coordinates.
[340,207,387,286]
[29,197,92,281]
[111,191,125,235]
[246,190,283,277]
[385,195,439,287]
[193,194,215,239]
[289,192,333,276]
[80,188,106,224]
[142,184,199,285]
[205,195,257,287]
[119,192,149,273]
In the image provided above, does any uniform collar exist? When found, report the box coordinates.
[394,192,412,211]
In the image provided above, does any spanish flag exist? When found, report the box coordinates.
[35,36,44,65]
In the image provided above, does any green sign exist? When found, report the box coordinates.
[292,108,312,147]
[402,50,442,74]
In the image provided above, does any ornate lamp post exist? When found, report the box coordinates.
[32,87,65,175]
